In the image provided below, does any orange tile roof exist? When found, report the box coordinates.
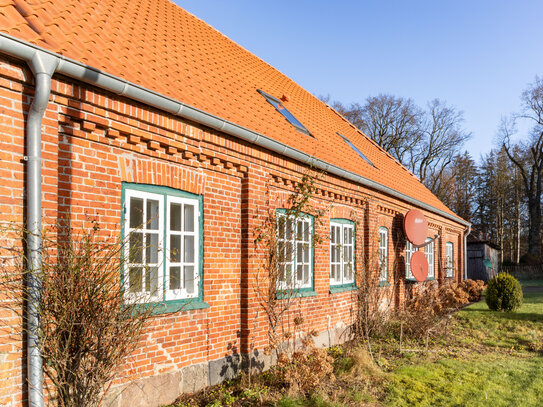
[0,0,462,221]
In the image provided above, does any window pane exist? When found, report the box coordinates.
[303,221,309,241]
[279,264,286,282]
[304,245,309,263]
[185,235,195,263]
[184,266,195,293]
[170,203,182,231]
[331,226,335,242]
[146,199,159,230]
[278,241,285,262]
[285,264,292,281]
[278,217,285,238]
[145,266,159,294]
[331,244,336,262]
[129,197,144,228]
[297,221,303,241]
[297,264,303,282]
[129,267,142,293]
[304,265,309,284]
[286,219,293,240]
[184,204,195,232]
[297,242,303,263]
[170,235,181,262]
[344,264,350,281]
[285,242,293,263]
[129,232,143,263]
[146,233,159,264]
[170,266,181,290]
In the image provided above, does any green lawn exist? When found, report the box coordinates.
[386,352,543,406]
[168,283,543,407]
[385,286,543,407]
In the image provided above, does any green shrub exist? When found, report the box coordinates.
[485,273,523,312]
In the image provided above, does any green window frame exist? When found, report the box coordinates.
[378,227,389,283]
[330,219,356,290]
[446,242,454,278]
[276,209,316,296]
[121,183,208,313]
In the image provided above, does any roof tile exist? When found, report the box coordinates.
[0,0,461,219]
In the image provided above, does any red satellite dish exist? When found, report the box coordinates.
[404,209,428,246]
[410,251,428,282]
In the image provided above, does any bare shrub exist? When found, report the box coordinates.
[351,266,393,345]
[400,280,469,339]
[350,222,394,357]
[0,222,155,407]
[276,333,334,394]
[346,346,382,378]
[253,170,335,396]
[461,279,485,302]
[255,170,326,357]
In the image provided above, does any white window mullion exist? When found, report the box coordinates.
[406,241,414,279]
[343,225,354,284]
[330,221,355,286]
[278,213,312,291]
[379,227,388,282]
[425,238,434,279]
[446,242,454,277]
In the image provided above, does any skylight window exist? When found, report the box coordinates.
[257,90,311,136]
[337,133,374,167]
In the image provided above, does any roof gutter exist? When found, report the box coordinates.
[0,33,470,228]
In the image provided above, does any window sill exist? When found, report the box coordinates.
[405,277,435,283]
[152,300,210,315]
[277,289,318,299]
[378,281,391,287]
[329,285,357,294]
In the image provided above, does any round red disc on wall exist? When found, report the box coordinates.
[404,209,429,246]
[410,251,429,282]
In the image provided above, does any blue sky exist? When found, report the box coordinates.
[175,1,543,161]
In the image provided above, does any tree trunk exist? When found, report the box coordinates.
[515,194,520,264]
[527,195,541,259]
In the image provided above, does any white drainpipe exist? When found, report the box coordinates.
[25,51,58,407]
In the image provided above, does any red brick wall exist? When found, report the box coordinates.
[0,55,466,405]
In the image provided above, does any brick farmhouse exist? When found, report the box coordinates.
[0,0,470,405]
